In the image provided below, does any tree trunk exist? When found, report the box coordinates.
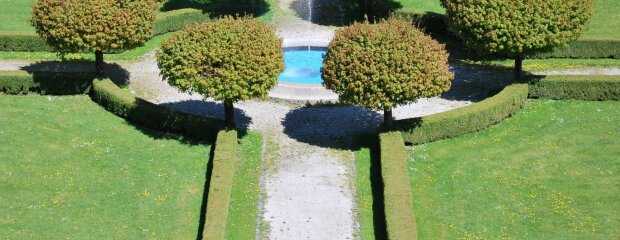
[95,50,104,77]
[224,101,235,126]
[514,54,523,82]
[384,107,393,128]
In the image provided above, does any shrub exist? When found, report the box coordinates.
[379,131,417,240]
[0,70,94,95]
[153,9,210,36]
[91,78,223,140]
[157,15,283,125]
[322,18,453,126]
[31,0,158,75]
[441,0,594,80]
[394,84,529,145]
[0,33,51,52]
[202,129,238,240]
[528,75,620,100]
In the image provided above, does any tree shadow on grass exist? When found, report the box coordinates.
[442,62,515,102]
[161,0,271,18]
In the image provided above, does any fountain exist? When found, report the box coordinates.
[277,0,328,85]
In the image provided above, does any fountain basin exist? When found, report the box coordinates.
[278,47,326,85]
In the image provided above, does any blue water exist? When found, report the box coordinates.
[278,49,326,84]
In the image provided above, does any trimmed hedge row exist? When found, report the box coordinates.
[394,84,529,145]
[528,40,620,59]
[91,78,223,141]
[0,33,51,52]
[393,9,448,35]
[0,70,94,94]
[203,129,238,240]
[529,75,620,100]
[0,9,209,52]
[153,9,210,36]
[379,131,417,240]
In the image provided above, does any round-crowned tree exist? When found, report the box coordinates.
[441,0,594,80]
[322,18,453,127]
[31,0,158,76]
[157,16,284,125]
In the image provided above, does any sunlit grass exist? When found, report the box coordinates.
[0,95,210,239]
[408,99,620,239]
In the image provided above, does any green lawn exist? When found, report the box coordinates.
[408,100,619,239]
[0,0,35,33]
[0,95,210,239]
[226,131,263,239]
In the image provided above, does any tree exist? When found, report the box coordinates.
[322,18,453,127]
[157,16,284,125]
[31,0,158,76]
[441,0,594,80]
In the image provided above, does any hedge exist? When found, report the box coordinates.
[0,9,208,52]
[0,70,94,95]
[0,33,51,52]
[202,129,238,240]
[91,78,223,141]
[528,40,620,59]
[379,131,417,240]
[528,75,620,100]
[393,9,448,35]
[394,83,529,145]
[153,9,210,36]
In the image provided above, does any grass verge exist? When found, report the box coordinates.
[225,131,263,239]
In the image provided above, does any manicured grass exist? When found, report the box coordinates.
[408,100,619,239]
[225,132,263,239]
[0,0,36,33]
[0,33,172,61]
[0,95,210,239]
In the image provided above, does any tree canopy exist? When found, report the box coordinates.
[322,18,453,126]
[157,16,284,124]
[31,0,158,75]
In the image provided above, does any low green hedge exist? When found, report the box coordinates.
[393,10,448,35]
[154,9,210,36]
[0,70,94,95]
[379,131,417,240]
[91,78,223,140]
[528,40,620,59]
[0,33,51,52]
[528,75,620,100]
[203,129,238,240]
[394,84,529,145]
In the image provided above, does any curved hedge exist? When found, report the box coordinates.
[91,78,223,141]
[154,9,210,36]
[394,83,529,145]
[0,8,209,52]
[529,75,620,100]
[0,70,94,94]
